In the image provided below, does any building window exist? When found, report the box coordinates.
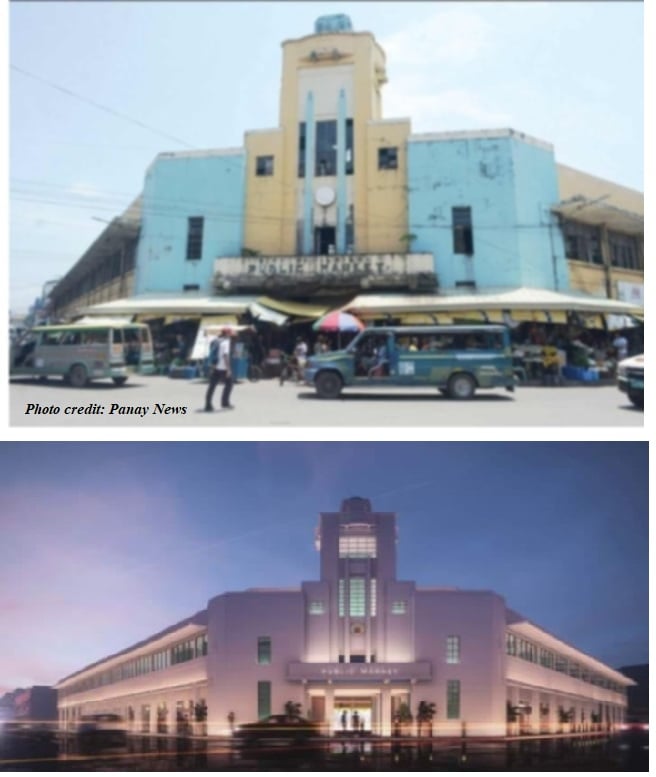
[370,579,377,617]
[391,601,407,615]
[316,120,337,176]
[186,217,204,260]
[257,636,271,665]
[562,219,603,265]
[555,655,568,674]
[506,632,517,656]
[339,579,345,617]
[257,681,271,719]
[378,147,398,170]
[255,155,274,176]
[446,636,461,664]
[446,679,461,719]
[452,207,473,255]
[609,232,641,270]
[339,535,376,558]
[309,601,325,615]
[349,577,366,617]
[539,647,554,669]
[298,119,355,178]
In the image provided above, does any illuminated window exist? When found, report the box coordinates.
[506,633,517,656]
[257,681,271,719]
[339,535,377,558]
[391,601,406,615]
[446,635,461,664]
[257,637,271,665]
[370,579,377,616]
[447,680,461,719]
[309,601,325,615]
[349,577,366,617]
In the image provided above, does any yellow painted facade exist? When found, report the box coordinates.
[243,27,408,256]
[243,130,285,255]
[568,261,644,299]
[364,120,411,253]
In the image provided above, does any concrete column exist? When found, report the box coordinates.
[325,684,335,735]
[547,693,558,734]
[381,684,392,736]
[302,92,315,255]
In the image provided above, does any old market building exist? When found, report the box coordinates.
[55,498,632,738]
[46,14,643,340]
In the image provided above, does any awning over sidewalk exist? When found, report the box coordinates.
[256,296,329,319]
[81,294,257,319]
[346,287,644,319]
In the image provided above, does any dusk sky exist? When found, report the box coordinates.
[9,1,643,312]
[0,442,647,695]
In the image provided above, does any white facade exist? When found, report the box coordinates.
[56,498,632,737]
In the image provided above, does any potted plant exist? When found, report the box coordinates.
[399,233,417,253]
[395,702,413,737]
[416,700,436,738]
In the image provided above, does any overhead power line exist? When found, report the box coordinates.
[11,64,196,150]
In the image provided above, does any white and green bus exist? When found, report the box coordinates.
[10,321,154,387]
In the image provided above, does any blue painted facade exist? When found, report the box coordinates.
[407,132,569,293]
[134,151,246,295]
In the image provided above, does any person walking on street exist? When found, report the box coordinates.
[205,328,235,411]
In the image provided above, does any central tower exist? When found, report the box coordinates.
[243,15,410,263]
[315,497,398,663]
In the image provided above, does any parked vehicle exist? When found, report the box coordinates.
[77,713,127,750]
[233,714,321,747]
[617,354,644,409]
[9,321,154,387]
[304,325,515,399]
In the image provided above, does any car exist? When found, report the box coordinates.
[617,354,644,408]
[613,721,649,769]
[76,713,127,750]
[233,714,321,747]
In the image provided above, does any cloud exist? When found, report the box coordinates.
[385,80,513,131]
[378,9,511,132]
[380,8,492,69]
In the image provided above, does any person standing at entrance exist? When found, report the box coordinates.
[204,328,235,411]
[351,710,360,732]
[340,710,347,731]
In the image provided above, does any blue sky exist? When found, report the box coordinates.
[8,1,643,313]
[0,442,647,694]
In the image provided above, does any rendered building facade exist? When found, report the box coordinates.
[56,498,632,737]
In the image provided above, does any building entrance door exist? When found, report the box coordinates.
[314,226,336,255]
[333,697,373,734]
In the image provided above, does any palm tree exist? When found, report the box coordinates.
[416,701,436,738]
[395,702,413,737]
[284,700,302,717]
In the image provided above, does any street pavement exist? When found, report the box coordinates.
[9,374,644,427]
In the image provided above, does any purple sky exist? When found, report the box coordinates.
[0,442,647,694]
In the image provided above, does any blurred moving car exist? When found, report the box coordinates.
[614,720,649,769]
[77,713,127,749]
[617,354,644,408]
[233,714,321,747]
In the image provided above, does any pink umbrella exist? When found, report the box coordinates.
[313,310,365,333]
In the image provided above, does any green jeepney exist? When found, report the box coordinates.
[304,325,515,399]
